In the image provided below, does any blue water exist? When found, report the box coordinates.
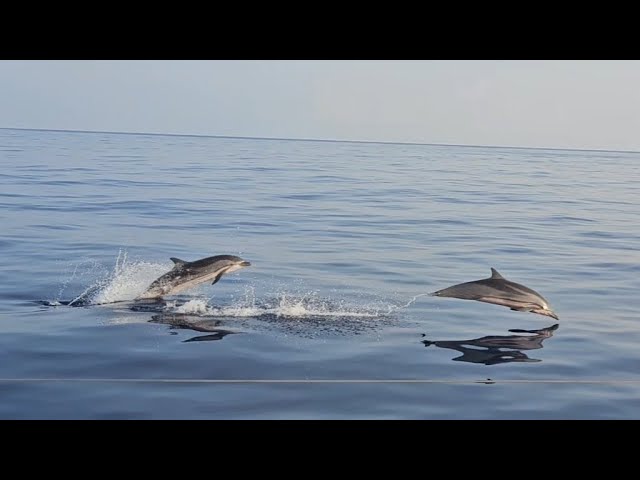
[1,128,639,419]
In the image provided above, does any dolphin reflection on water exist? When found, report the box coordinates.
[150,314,239,343]
[422,324,559,365]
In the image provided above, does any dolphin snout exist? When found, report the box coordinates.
[240,261,251,267]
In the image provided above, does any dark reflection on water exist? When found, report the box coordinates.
[150,313,227,332]
[421,324,559,365]
[150,314,240,343]
[182,331,239,342]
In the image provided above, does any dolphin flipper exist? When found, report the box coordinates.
[211,272,224,285]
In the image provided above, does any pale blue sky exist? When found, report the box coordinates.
[1,60,639,151]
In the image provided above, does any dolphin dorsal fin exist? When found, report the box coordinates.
[490,268,505,279]
[170,257,187,267]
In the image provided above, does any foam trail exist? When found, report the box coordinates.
[164,290,381,319]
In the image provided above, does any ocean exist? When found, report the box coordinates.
[1,127,639,419]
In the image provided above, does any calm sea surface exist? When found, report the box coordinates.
[1,128,639,419]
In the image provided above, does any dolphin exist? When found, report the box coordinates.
[136,255,251,300]
[431,268,558,320]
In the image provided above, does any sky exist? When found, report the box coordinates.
[0,60,639,151]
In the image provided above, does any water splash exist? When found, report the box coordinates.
[56,249,169,306]
[173,299,215,315]
[384,293,433,314]
[52,257,108,306]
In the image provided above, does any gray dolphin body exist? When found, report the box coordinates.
[431,268,558,320]
[136,255,251,300]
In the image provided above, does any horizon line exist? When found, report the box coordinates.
[1,126,638,154]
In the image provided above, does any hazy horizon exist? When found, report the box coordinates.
[1,60,639,152]
[2,126,638,153]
